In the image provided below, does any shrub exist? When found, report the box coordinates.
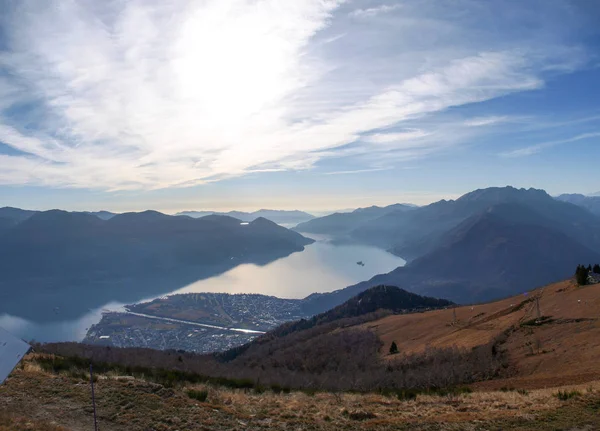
[432,386,472,397]
[500,387,528,396]
[389,341,399,355]
[396,389,418,401]
[301,388,316,397]
[187,389,208,402]
[343,410,377,421]
[67,369,89,381]
[521,316,553,327]
[556,390,580,401]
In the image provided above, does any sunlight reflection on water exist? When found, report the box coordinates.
[1,237,405,342]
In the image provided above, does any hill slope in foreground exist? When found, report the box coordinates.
[223,278,600,391]
[4,280,600,430]
[365,279,600,389]
[3,355,600,431]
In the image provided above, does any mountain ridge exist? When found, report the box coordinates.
[175,209,315,225]
[302,201,600,309]
[294,203,415,235]
[556,193,600,216]
[0,210,314,321]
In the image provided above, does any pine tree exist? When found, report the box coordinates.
[593,264,600,274]
[389,341,399,355]
[576,264,589,285]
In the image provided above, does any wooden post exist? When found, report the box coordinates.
[90,363,98,431]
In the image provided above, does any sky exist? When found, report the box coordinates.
[0,0,599,213]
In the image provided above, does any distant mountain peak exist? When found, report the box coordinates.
[457,186,550,203]
[13,209,104,233]
[250,216,277,226]
[316,284,453,319]
[555,193,600,216]
[557,193,586,199]
[108,210,169,224]
[175,209,314,225]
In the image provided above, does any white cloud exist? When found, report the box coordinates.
[0,0,592,190]
[349,4,401,18]
[499,132,600,158]
[364,129,430,143]
[464,116,512,127]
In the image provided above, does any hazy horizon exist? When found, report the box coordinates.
[2,185,598,215]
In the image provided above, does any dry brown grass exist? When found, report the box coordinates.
[2,354,600,430]
[180,380,600,427]
[0,411,68,431]
[361,280,600,390]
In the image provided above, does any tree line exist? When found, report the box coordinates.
[575,264,600,285]
[36,325,510,393]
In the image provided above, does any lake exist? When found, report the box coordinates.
[0,235,405,342]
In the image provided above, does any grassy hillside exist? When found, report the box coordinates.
[364,279,600,389]
[3,353,600,430]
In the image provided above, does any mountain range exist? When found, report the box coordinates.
[294,203,415,235]
[297,187,600,307]
[175,209,315,226]
[0,207,315,227]
[0,209,313,320]
[556,193,600,216]
[4,185,600,319]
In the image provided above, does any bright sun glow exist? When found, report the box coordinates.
[0,0,595,194]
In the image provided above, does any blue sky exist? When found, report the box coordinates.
[0,0,599,213]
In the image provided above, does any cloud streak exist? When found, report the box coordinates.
[323,167,393,175]
[349,4,401,18]
[499,132,600,158]
[0,0,592,190]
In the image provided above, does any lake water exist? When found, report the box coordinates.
[0,235,405,342]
